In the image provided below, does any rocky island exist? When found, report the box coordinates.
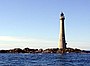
[0,47,89,53]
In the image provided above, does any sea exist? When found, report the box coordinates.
[0,53,90,66]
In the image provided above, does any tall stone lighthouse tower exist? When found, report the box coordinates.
[58,12,67,49]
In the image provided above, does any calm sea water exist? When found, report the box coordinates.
[0,53,90,66]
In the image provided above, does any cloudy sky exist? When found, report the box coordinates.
[0,0,90,50]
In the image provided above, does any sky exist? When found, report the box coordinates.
[0,0,90,50]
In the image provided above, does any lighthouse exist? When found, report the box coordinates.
[58,12,67,49]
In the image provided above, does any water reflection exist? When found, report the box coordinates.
[55,53,74,66]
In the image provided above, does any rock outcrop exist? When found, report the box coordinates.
[0,47,84,53]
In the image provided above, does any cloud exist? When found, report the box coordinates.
[0,36,56,43]
[0,36,89,50]
[0,36,21,41]
[0,36,57,49]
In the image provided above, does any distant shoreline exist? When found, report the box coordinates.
[0,48,90,53]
